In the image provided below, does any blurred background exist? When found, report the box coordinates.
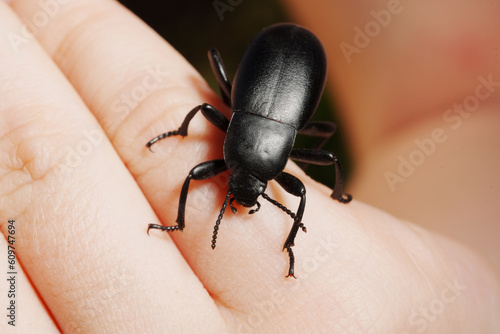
[118,0,352,189]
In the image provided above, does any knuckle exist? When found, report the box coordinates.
[0,104,104,217]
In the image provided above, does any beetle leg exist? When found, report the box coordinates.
[290,149,352,203]
[297,121,337,170]
[147,159,227,234]
[298,121,337,149]
[273,172,306,278]
[208,48,232,106]
[146,103,230,150]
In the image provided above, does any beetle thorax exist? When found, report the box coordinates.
[228,170,267,207]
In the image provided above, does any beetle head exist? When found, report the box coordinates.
[228,170,266,207]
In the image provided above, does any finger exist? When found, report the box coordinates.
[0,3,223,332]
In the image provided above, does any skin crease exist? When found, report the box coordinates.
[0,1,498,333]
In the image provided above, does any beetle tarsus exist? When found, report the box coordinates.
[285,246,297,278]
[337,193,352,203]
[146,130,182,151]
[147,223,181,235]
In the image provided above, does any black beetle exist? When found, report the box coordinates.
[147,23,352,278]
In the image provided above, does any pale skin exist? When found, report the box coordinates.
[0,0,498,333]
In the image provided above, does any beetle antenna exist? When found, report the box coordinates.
[261,193,295,218]
[212,189,232,249]
[261,193,307,232]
